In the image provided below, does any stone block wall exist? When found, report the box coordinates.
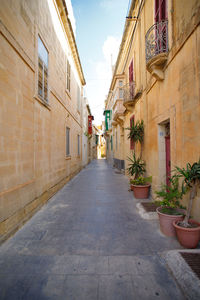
[0,0,85,242]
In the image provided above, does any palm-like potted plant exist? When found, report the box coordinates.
[127,152,151,199]
[155,177,186,237]
[126,120,144,158]
[127,152,145,179]
[172,160,200,248]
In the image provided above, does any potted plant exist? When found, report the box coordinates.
[127,152,145,179]
[155,177,186,237]
[130,176,152,199]
[126,119,151,199]
[126,120,144,158]
[173,160,200,248]
[127,152,151,199]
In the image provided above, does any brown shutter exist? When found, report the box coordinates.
[130,115,135,150]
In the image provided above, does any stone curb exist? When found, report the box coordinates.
[136,202,158,220]
[161,249,200,300]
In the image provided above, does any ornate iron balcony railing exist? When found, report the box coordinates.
[123,82,135,103]
[145,20,168,63]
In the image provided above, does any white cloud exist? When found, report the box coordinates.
[100,0,128,12]
[103,35,120,65]
[87,36,120,125]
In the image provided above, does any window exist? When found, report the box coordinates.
[67,59,71,92]
[77,134,80,156]
[115,129,117,150]
[38,36,48,102]
[155,0,167,23]
[129,61,134,83]
[77,84,81,112]
[129,60,134,99]
[119,80,123,98]
[155,0,167,53]
[130,116,135,150]
[119,88,123,99]
[95,135,99,145]
[66,127,70,156]
[119,80,123,87]
[105,110,111,131]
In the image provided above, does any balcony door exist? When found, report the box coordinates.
[155,0,167,23]
[154,0,167,54]
[129,60,134,99]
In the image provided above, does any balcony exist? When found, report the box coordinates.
[123,82,142,112]
[104,110,112,132]
[145,20,168,80]
[113,86,124,102]
[113,99,125,126]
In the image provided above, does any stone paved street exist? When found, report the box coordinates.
[0,160,192,299]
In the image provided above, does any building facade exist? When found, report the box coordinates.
[82,97,93,167]
[104,0,200,220]
[0,0,88,241]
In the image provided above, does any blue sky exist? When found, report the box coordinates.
[71,0,130,125]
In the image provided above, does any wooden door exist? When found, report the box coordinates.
[130,115,135,150]
[165,135,171,186]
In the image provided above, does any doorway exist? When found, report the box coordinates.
[158,121,171,186]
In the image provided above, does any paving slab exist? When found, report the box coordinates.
[0,160,199,299]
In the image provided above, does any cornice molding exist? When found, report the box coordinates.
[55,0,86,85]
[108,0,136,93]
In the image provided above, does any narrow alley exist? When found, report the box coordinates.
[0,160,195,300]
[1,0,200,298]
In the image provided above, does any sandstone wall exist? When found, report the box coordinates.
[0,0,84,242]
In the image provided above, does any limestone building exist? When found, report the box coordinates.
[82,97,93,166]
[0,0,88,241]
[104,0,200,220]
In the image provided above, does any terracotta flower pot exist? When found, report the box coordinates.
[132,184,151,199]
[156,207,184,237]
[130,184,134,191]
[173,219,200,249]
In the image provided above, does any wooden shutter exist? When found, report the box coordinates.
[155,0,167,23]
[67,60,71,91]
[66,127,70,156]
[129,60,134,99]
[129,60,133,83]
[78,135,80,156]
[44,65,48,101]
[130,115,135,150]
[38,58,43,97]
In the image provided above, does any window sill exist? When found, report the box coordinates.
[34,95,51,110]
[65,156,71,160]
